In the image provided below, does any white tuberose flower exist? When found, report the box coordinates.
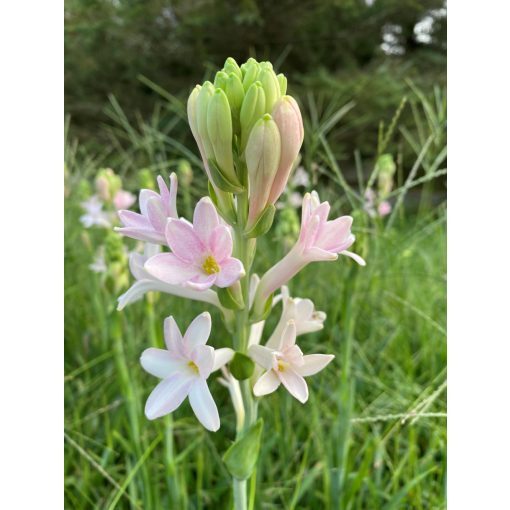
[249,320,334,403]
[80,195,112,228]
[266,286,326,349]
[141,312,233,431]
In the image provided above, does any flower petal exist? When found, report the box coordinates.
[163,316,184,354]
[144,253,199,285]
[316,216,353,251]
[209,225,233,262]
[146,196,167,233]
[144,372,194,420]
[295,354,335,377]
[341,250,366,266]
[118,210,151,229]
[191,344,215,378]
[212,348,235,371]
[188,378,220,431]
[281,321,297,350]
[139,189,160,217]
[184,312,212,350]
[253,370,281,397]
[115,226,166,245]
[185,273,217,290]
[193,197,220,246]
[215,257,245,287]
[165,219,204,262]
[248,344,276,370]
[129,252,149,281]
[278,368,309,403]
[140,348,186,378]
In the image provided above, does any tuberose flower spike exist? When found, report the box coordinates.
[249,320,334,403]
[141,312,234,431]
[115,173,178,244]
[144,197,245,290]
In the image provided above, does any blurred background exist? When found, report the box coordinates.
[65,2,446,508]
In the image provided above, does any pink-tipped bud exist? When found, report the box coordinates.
[246,114,281,228]
[268,96,304,205]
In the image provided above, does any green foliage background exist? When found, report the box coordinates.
[64,1,446,508]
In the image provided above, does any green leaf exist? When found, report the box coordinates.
[217,286,244,311]
[208,158,244,193]
[244,204,276,238]
[229,352,255,380]
[223,419,264,480]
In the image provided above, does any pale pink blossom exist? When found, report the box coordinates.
[377,200,392,217]
[141,312,234,431]
[249,320,334,403]
[113,190,136,210]
[80,195,112,228]
[144,197,245,290]
[115,173,178,244]
[254,191,365,311]
[117,244,222,311]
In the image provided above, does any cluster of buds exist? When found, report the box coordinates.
[114,58,365,505]
[187,57,303,231]
[364,153,396,218]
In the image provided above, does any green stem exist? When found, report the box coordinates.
[231,191,258,509]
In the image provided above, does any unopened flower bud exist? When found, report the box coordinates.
[376,153,396,197]
[268,96,304,204]
[240,81,266,151]
[95,168,122,203]
[277,73,287,95]
[241,58,260,91]
[246,114,281,227]
[223,57,242,80]
[258,67,281,113]
[225,72,245,134]
[196,81,216,161]
[207,88,238,184]
[214,70,229,90]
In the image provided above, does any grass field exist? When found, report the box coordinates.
[64,91,446,509]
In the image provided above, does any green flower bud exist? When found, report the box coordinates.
[277,73,287,95]
[258,67,281,113]
[104,231,126,264]
[240,81,266,151]
[207,88,239,185]
[225,72,245,135]
[223,57,242,80]
[241,59,260,91]
[376,153,396,197]
[214,70,229,90]
[246,114,281,228]
[196,81,216,161]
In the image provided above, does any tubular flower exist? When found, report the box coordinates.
[254,191,365,311]
[249,321,334,403]
[266,286,326,349]
[141,313,234,431]
[113,190,136,211]
[144,197,245,290]
[117,244,222,311]
[115,173,178,244]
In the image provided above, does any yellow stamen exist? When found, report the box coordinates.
[277,360,288,372]
[202,255,220,275]
[188,360,199,374]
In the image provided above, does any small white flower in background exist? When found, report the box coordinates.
[249,320,334,403]
[266,286,326,349]
[80,195,112,228]
[141,312,234,431]
[89,248,107,273]
[288,191,303,208]
[291,166,310,188]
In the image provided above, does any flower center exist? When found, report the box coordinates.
[276,360,289,372]
[202,255,220,275]
[187,360,200,374]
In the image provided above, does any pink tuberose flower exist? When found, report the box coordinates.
[144,197,245,290]
[113,189,136,210]
[254,191,365,312]
[249,320,334,403]
[141,312,234,431]
[115,173,178,244]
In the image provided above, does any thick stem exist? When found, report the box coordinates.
[231,191,258,509]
